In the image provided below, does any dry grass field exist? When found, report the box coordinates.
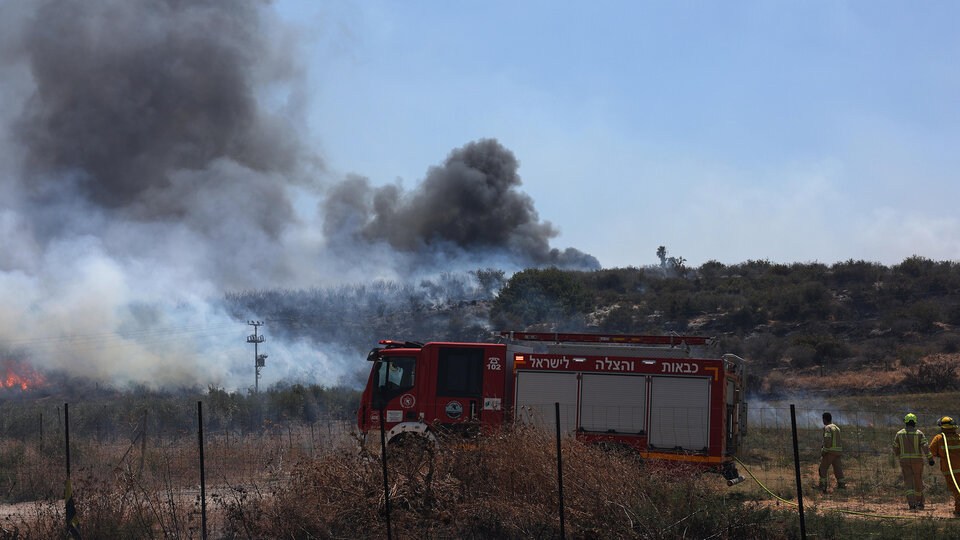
[731,393,960,537]
[2,395,960,538]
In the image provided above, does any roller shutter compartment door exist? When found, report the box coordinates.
[580,374,646,434]
[648,377,710,452]
[514,371,578,434]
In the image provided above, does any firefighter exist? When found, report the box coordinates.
[893,413,931,509]
[929,416,960,516]
[818,412,845,492]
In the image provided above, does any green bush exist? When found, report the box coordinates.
[789,334,851,370]
[599,304,638,333]
[491,268,593,329]
[903,356,960,392]
[909,300,942,333]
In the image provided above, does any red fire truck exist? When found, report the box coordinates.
[358,331,747,484]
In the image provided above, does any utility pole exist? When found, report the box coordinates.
[246,321,267,393]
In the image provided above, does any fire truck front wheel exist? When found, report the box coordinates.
[386,431,437,483]
[390,431,435,450]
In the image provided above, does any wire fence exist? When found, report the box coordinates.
[510,402,960,537]
[3,401,960,538]
[0,401,357,539]
[740,406,960,527]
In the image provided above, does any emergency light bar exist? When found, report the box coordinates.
[378,340,425,349]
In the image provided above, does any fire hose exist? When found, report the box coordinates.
[732,456,924,520]
[943,434,960,497]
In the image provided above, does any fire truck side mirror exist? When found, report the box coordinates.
[370,356,387,409]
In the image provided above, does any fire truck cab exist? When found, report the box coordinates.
[359,339,511,444]
[358,332,746,484]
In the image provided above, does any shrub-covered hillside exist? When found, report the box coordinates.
[489,256,960,395]
[224,255,960,396]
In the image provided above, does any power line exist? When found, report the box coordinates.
[0,322,246,355]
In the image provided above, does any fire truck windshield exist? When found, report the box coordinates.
[374,356,416,395]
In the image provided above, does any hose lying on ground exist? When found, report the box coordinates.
[732,456,931,520]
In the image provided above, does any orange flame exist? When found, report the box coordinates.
[3,360,47,390]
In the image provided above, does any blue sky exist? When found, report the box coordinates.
[0,0,957,388]
[277,1,960,269]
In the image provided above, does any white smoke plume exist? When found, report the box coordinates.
[0,0,598,390]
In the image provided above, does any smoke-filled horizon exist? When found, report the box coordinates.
[0,0,598,390]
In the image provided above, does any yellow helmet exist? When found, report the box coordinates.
[940,416,957,430]
[904,413,918,424]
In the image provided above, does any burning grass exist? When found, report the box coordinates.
[1,360,48,392]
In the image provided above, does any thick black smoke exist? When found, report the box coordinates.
[323,139,600,271]
[0,0,598,389]
[0,0,319,386]
[6,0,303,252]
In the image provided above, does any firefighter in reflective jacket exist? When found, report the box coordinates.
[893,413,931,509]
[929,416,960,516]
[819,412,846,492]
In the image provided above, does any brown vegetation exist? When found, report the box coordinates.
[760,368,907,395]
[222,425,779,539]
[0,421,788,539]
[4,410,960,538]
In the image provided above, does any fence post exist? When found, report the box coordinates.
[379,406,392,540]
[65,403,70,475]
[790,404,807,540]
[139,409,147,478]
[198,401,208,540]
[65,403,80,539]
[555,402,566,539]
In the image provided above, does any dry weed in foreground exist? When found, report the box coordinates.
[221,425,784,539]
[0,422,358,539]
[0,438,208,539]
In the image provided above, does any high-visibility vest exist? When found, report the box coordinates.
[894,428,929,459]
[823,423,842,452]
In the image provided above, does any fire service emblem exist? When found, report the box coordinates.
[400,393,416,408]
[445,401,463,420]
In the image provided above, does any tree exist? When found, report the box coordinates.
[673,256,688,277]
[491,268,593,329]
[472,268,506,299]
[656,246,667,268]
